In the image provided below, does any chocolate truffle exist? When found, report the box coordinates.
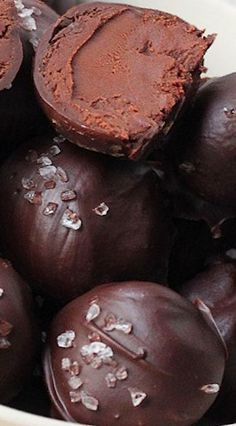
[0,0,58,162]
[174,74,236,208]
[44,281,226,425]
[180,259,236,424]
[34,2,214,160]
[0,258,39,403]
[0,134,174,302]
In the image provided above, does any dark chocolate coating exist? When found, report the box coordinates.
[168,218,213,287]
[0,134,174,302]
[44,281,226,426]
[175,74,236,207]
[0,0,58,162]
[0,258,39,403]
[50,0,80,14]
[34,2,214,160]
[180,260,236,424]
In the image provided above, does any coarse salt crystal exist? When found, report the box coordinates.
[57,330,75,348]
[128,388,147,407]
[86,303,101,322]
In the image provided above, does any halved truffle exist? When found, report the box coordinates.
[34,2,214,160]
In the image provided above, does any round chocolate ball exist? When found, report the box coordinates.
[44,281,226,426]
[175,74,236,207]
[0,134,174,302]
[34,2,213,160]
[180,259,236,423]
[0,0,58,162]
[0,258,39,403]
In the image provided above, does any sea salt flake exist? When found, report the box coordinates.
[29,34,39,49]
[57,330,75,348]
[88,332,101,342]
[0,337,11,349]
[0,289,4,298]
[81,342,113,359]
[93,202,109,216]
[25,149,38,162]
[43,202,58,216]
[53,135,66,144]
[61,209,82,231]
[81,391,99,411]
[225,248,236,260]
[24,191,42,205]
[69,361,80,376]
[105,372,117,388]
[32,6,41,16]
[70,390,81,403]
[39,165,57,180]
[57,166,69,183]
[128,388,147,407]
[44,180,56,190]
[14,0,37,31]
[90,357,103,369]
[103,314,132,334]
[86,303,101,322]
[68,376,83,390]
[37,156,52,167]
[61,190,77,202]
[49,145,61,156]
[21,177,35,190]
[224,107,236,117]
[116,366,128,381]
[200,384,220,394]
[114,319,133,334]
[61,357,71,371]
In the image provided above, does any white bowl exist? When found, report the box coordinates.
[1,0,236,425]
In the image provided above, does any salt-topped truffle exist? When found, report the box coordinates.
[174,74,236,208]
[44,281,226,425]
[0,0,58,161]
[0,134,174,302]
[180,259,236,424]
[0,258,39,403]
[34,2,214,160]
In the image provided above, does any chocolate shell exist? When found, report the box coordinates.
[0,258,39,403]
[0,134,174,302]
[174,74,236,208]
[44,281,226,426]
[180,259,236,424]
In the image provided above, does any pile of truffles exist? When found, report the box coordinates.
[0,1,235,426]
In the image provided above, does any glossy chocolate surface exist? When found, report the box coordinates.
[0,134,174,302]
[180,259,236,424]
[174,74,236,207]
[168,218,213,287]
[0,258,38,403]
[34,2,213,160]
[44,281,225,426]
[0,0,58,162]
[49,0,79,14]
